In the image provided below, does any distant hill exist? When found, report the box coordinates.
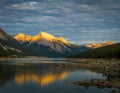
[86,41,114,49]
[70,43,120,58]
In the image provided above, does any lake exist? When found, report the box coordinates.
[0,58,112,93]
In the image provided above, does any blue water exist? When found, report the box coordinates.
[0,58,112,93]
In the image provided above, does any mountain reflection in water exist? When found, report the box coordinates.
[0,63,69,87]
[15,70,68,87]
[0,58,112,93]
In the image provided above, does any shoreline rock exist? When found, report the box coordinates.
[70,78,120,88]
[66,58,120,93]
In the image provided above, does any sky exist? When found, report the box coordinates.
[0,0,120,45]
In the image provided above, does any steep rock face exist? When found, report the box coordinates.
[15,32,71,53]
[30,32,71,53]
[0,28,23,57]
[0,28,16,41]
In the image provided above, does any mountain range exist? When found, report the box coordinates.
[15,32,72,53]
[0,28,117,58]
[0,28,89,57]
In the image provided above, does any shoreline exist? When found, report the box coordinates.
[66,58,120,93]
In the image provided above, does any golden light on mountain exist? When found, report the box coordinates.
[15,33,32,42]
[32,32,56,42]
[86,41,114,48]
[15,32,70,45]
[57,37,70,45]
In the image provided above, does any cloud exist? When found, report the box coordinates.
[1,0,120,44]
[5,1,40,10]
[21,16,59,23]
[80,4,100,11]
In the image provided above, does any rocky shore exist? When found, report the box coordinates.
[67,58,120,77]
[70,78,120,88]
[66,58,120,93]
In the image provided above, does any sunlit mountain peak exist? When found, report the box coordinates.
[32,31,56,42]
[15,33,32,42]
[39,31,55,38]
[14,32,72,53]
[15,32,70,45]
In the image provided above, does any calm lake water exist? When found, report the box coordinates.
[0,58,112,93]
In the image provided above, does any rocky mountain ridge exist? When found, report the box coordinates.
[0,28,115,57]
